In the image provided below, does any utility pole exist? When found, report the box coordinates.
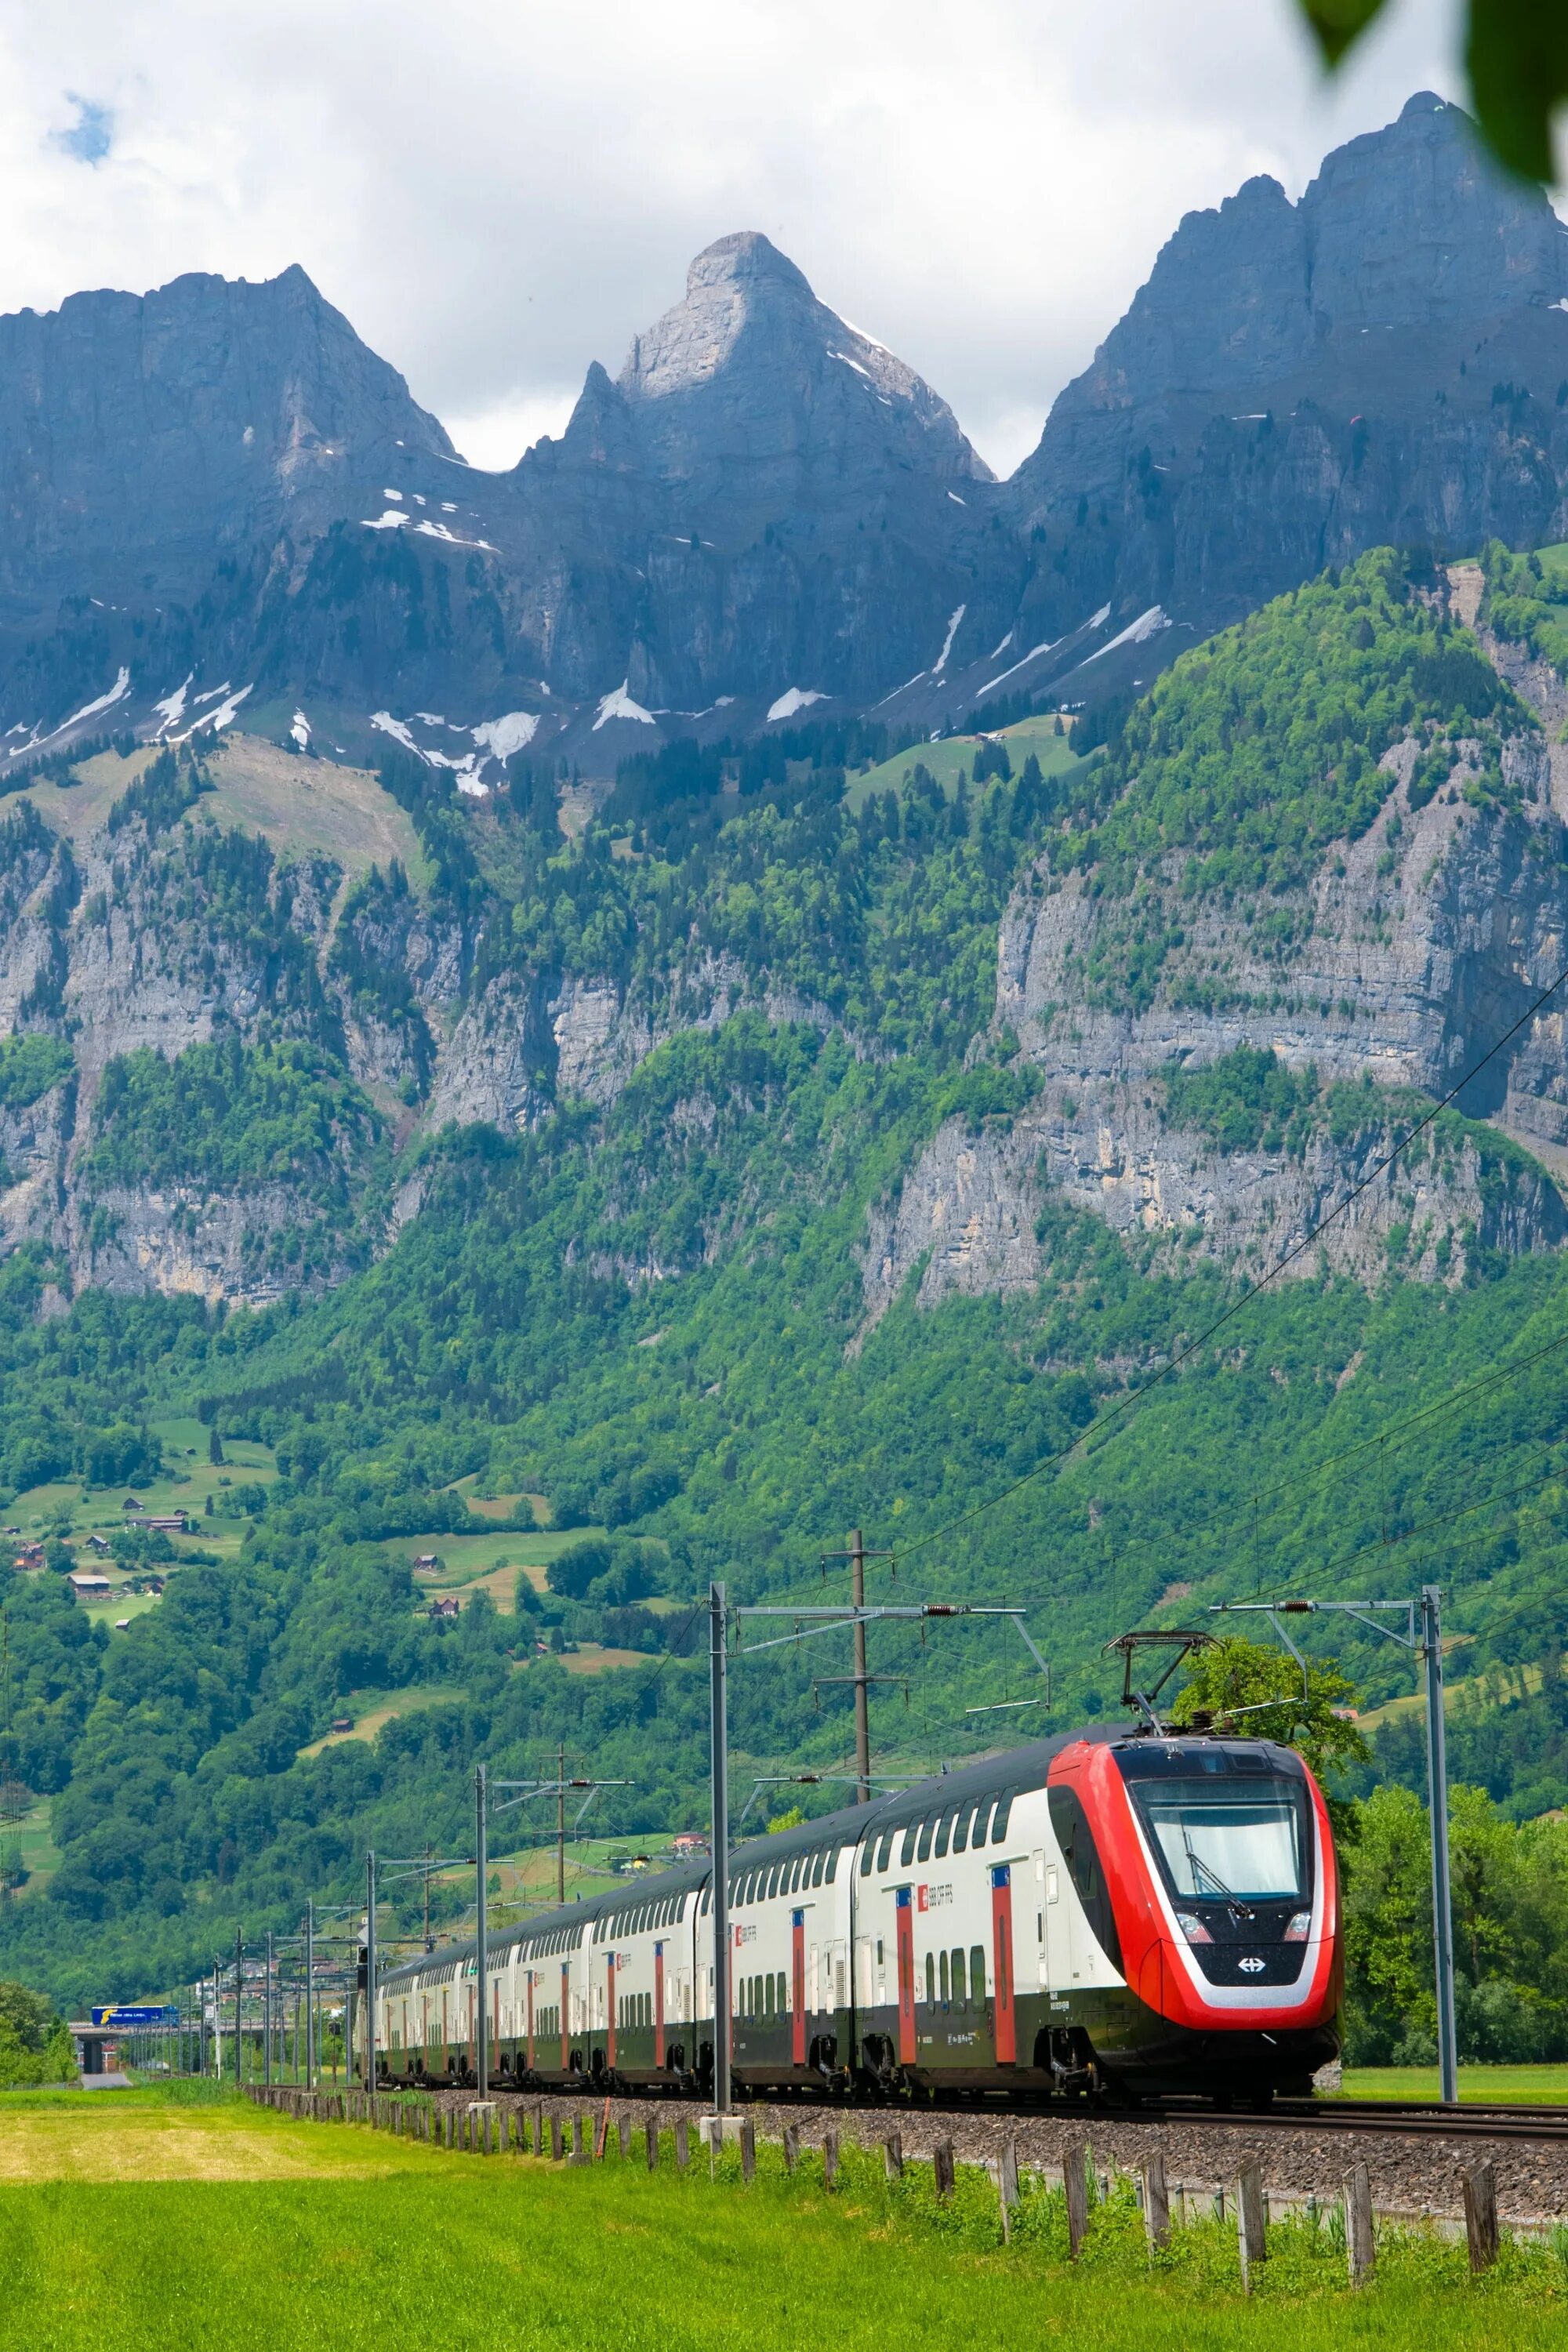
[1421,1585,1459,2106]
[305,1900,316,2089]
[475,1765,488,2096]
[819,1532,897,1803]
[708,1585,1047,2118]
[423,1843,434,1952]
[234,1926,244,2085]
[709,1581,732,2117]
[364,1852,377,2089]
[557,1740,566,1905]
[264,1932,273,2089]
[1214,1593,1459,2105]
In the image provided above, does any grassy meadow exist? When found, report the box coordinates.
[1341,2065,1568,2106]
[2,2089,1568,2350]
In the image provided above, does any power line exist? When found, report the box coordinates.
[893,953,1568,1568]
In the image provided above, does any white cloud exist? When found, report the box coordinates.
[0,0,1482,478]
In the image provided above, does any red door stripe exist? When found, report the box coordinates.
[991,1864,1016,2064]
[655,1943,666,2068]
[791,1911,806,2066]
[895,1887,916,2064]
[607,1953,617,2068]
[560,1960,570,2071]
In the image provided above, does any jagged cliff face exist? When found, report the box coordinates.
[0,265,455,626]
[1009,95,1568,650]
[866,567,1568,1323]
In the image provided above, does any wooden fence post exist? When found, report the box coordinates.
[882,2130,902,2183]
[1462,2161,1499,2273]
[1141,2154,1170,2254]
[550,2114,564,2161]
[1236,2160,1266,2294]
[824,2127,840,2190]
[675,2118,690,2172]
[998,2137,1019,2243]
[532,2102,544,2156]
[782,2123,800,2176]
[932,2139,955,2202]
[1345,2163,1374,2286]
[619,2116,631,2159]
[1063,2143,1090,2258]
[740,2118,756,2183]
[646,2118,660,2170]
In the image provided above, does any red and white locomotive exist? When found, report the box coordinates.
[377,1722,1341,2104]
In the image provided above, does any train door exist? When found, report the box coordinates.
[895,1887,916,2064]
[991,1864,1017,2064]
[1042,1856,1069,1988]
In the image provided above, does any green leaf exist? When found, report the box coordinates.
[1296,0,1387,67]
[1465,0,1568,181]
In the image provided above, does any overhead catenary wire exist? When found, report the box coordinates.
[891,949,1568,1570]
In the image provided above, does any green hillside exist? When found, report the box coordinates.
[3,552,1568,2052]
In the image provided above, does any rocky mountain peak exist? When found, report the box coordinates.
[1300,90,1568,332]
[0,263,454,623]
[609,230,992,493]
[1007,93,1568,658]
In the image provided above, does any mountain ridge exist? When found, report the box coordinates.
[6,94,1568,773]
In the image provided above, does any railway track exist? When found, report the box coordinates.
[924,2094,1568,2144]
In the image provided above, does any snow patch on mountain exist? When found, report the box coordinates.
[767,687,826,722]
[593,682,656,731]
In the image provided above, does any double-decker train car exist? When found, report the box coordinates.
[375,1723,1341,2104]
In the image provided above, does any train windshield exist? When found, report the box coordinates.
[1129,1778,1307,1900]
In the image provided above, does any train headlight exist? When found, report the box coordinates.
[1173,1911,1212,1944]
[1283,1911,1312,1943]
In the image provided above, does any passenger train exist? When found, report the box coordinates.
[374,1726,1341,2105]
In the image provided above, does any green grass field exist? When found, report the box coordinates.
[1343,2065,1568,2105]
[2,2087,1566,2351]
[845,714,1083,810]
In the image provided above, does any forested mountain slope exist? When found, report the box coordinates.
[3,549,1568,2012]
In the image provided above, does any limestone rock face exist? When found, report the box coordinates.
[863,572,1568,1323]
[1010,94,1568,647]
[0,265,454,626]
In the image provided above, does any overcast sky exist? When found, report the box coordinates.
[1,0,1492,477]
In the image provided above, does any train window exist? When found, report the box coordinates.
[951,1805,969,1854]
[918,1816,937,1863]
[874,1831,893,1872]
[971,1944,987,1999]
[826,1847,839,1882]
[899,1824,917,1869]
[859,1842,873,1876]
[991,1788,1014,1843]
[764,1975,775,2016]
[768,1865,781,1899]
[951,1947,966,2005]
[811,1851,825,1887]
[938,1951,949,2004]
[934,1806,956,1860]
[924,1953,935,2005]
